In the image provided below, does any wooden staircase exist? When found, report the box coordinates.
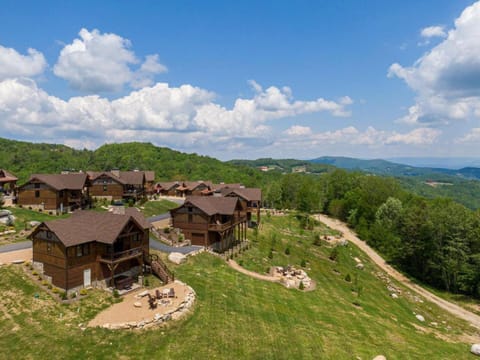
[145,253,174,284]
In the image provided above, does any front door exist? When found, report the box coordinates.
[83,268,91,287]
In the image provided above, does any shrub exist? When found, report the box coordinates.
[345,273,352,282]
[112,289,120,298]
[70,292,77,299]
[47,284,52,289]
[329,247,339,261]
[60,292,67,300]
[178,234,184,242]
[300,259,307,267]
[268,250,273,259]
[163,227,170,234]
[299,281,305,290]
[230,254,234,260]
[238,260,244,266]
[79,289,88,296]
[52,287,60,294]
[41,280,48,286]
[284,247,290,255]
[24,262,31,267]
[32,270,38,276]
[144,277,150,287]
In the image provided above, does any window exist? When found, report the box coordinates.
[76,244,89,257]
[46,231,52,239]
[103,185,107,192]
[133,233,141,242]
[35,190,40,198]
[47,242,52,254]
[34,183,40,189]
[59,191,64,197]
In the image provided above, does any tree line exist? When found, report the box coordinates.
[264,169,480,298]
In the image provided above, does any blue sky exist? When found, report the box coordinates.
[1,0,479,160]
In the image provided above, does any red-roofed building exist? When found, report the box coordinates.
[30,208,150,292]
[170,196,247,252]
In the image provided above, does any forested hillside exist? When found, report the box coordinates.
[0,138,272,186]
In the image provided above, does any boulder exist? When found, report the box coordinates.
[373,356,387,360]
[356,263,364,270]
[133,301,142,308]
[168,252,187,265]
[471,344,480,356]
[415,314,425,322]
[391,293,398,299]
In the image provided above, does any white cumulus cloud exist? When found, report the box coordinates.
[389,1,480,125]
[420,25,447,38]
[0,46,46,80]
[0,78,352,152]
[53,28,167,92]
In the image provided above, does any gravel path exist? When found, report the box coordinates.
[0,240,32,253]
[227,259,280,283]
[315,213,480,330]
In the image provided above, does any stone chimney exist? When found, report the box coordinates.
[111,169,120,178]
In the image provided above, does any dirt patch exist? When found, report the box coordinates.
[88,281,194,329]
[0,249,32,265]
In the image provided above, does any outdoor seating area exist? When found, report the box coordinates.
[89,280,195,330]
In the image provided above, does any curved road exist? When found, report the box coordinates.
[315,213,480,330]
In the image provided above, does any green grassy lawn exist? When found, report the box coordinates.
[0,213,477,359]
[0,207,69,244]
[140,199,179,217]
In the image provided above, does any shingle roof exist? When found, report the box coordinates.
[144,171,155,182]
[39,209,149,247]
[156,181,179,190]
[221,187,262,201]
[87,171,146,185]
[183,196,238,216]
[0,169,18,183]
[27,173,88,191]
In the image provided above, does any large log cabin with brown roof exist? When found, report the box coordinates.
[219,187,262,226]
[170,196,247,252]
[30,208,150,292]
[17,173,90,214]
[87,170,148,201]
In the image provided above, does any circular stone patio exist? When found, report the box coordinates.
[88,280,195,330]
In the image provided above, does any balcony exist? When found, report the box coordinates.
[98,246,144,264]
[208,216,247,231]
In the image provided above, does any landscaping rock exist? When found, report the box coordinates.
[133,301,142,308]
[168,252,187,265]
[471,344,480,356]
[415,314,425,322]
[28,221,41,228]
[356,263,364,270]
[391,293,398,299]
[373,356,387,360]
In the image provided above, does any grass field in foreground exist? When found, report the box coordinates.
[0,214,478,359]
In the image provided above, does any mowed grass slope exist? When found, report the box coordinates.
[0,214,477,359]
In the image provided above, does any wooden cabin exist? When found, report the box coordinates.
[220,187,262,226]
[87,170,147,201]
[17,173,90,214]
[144,171,156,195]
[175,181,214,197]
[155,181,180,196]
[170,196,247,252]
[0,169,18,195]
[30,208,150,292]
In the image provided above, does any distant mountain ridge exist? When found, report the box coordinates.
[309,156,480,180]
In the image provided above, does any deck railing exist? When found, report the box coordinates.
[99,246,143,264]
